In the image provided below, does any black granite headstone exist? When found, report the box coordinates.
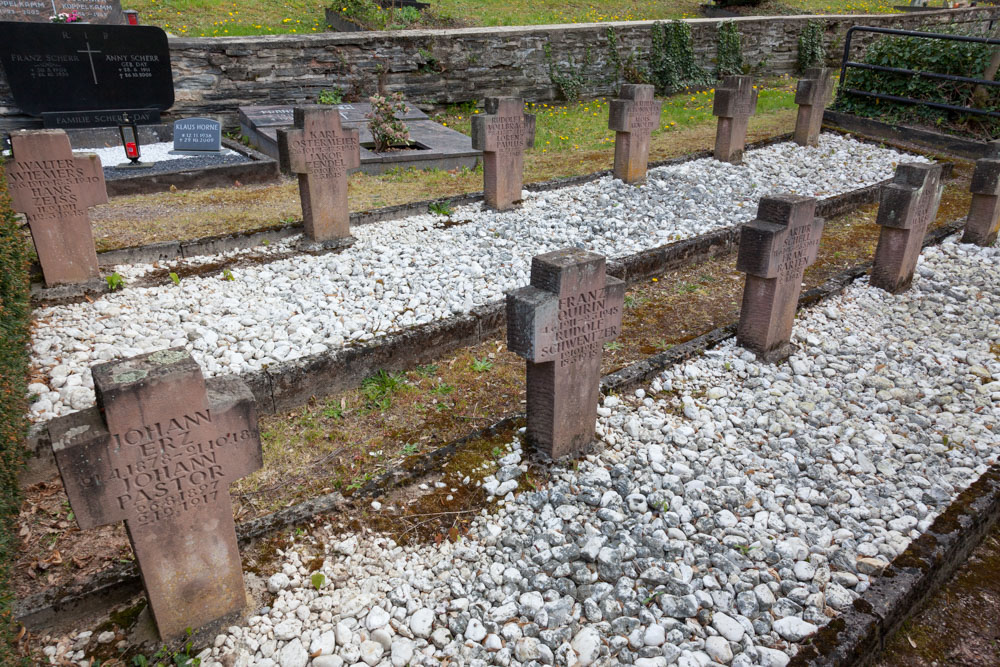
[173,118,222,153]
[0,22,173,122]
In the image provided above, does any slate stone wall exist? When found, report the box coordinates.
[2,8,999,130]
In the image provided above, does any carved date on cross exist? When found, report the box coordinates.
[50,349,262,640]
[737,195,824,363]
[507,249,624,459]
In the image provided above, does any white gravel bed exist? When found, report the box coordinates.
[71,141,239,164]
[42,236,1000,667]
[29,134,925,422]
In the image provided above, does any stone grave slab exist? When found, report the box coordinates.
[961,157,1000,246]
[0,21,173,127]
[172,117,222,154]
[6,129,106,286]
[609,84,659,184]
[872,162,943,294]
[471,97,536,211]
[239,103,479,175]
[277,106,360,243]
[49,348,262,640]
[0,0,124,24]
[794,68,834,147]
[507,248,624,459]
[736,195,824,363]
[713,75,757,164]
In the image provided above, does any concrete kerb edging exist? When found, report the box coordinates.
[20,174,890,484]
[13,215,969,636]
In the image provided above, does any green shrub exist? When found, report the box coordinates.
[834,26,1000,138]
[0,160,32,664]
[798,20,826,73]
[648,21,711,95]
[715,21,744,77]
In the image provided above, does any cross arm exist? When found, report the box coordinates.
[971,159,1000,196]
[736,219,787,279]
[523,114,536,149]
[345,128,362,170]
[50,408,122,530]
[598,276,626,343]
[470,115,492,152]
[506,286,558,363]
[73,153,108,209]
[203,375,263,483]
[608,99,633,132]
[277,127,306,174]
[876,183,922,230]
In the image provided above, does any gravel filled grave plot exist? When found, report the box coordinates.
[29,134,926,422]
[72,141,250,179]
[152,236,997,667]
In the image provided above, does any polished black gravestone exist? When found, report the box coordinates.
[238,102,478,175]
[172,118,222,154]
[0,21,173,127]
[0,0,124,24]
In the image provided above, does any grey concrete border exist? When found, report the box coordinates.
[824,110,995,161]
[13,217,969,635]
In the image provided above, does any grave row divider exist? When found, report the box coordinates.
[20,168,898,481]
[13,212,966,632]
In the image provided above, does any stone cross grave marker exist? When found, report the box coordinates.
[737,195,824,363]
[794,67,834,147]
[872,162,943,294]
[609,84,660,184]
[277,106,361,243]
[471,97,536,210]
[50,349,262,640]
[961,157,1000,246]
[507,249,624,459]
[6,129,106,286]
[713,75,758,164]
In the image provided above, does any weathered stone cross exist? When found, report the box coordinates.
[6,129,106,286]
[471,97,536,211]
[793,67,834,147]
[50,349,262,640]
[736,195,824,363]
[506,249,624,458]
[962,156,1000,246]
[713,75,758,164]
[609,84,660,184]
[278,106,361,243]
[871,162,943,294]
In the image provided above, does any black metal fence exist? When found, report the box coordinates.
[838,25,1000,119]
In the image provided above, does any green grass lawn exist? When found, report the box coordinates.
[123,0,898,37]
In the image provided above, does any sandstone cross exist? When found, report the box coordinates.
[507,249,624,458]
[6,129,106,286]
[609,84,660,184]
[471,97,536,211]
[961,157,1000,246]
[50,349,262,640]
[871,162,943,294]
[737,195,824,363]
[793,68,834,147]
[277,106,361,243]
[713,75,758,164]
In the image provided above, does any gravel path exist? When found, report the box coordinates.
[29,134,923,422]
[169,236,999,667]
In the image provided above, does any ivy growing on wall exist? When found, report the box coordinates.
[648,21,710,95]
[715,21,744,77]
[798,21,826,73]
[606,27,650,86]
[544,42,591,101]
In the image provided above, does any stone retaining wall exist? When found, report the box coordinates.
[1,8,999,129]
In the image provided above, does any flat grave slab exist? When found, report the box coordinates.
[239,103,479,175]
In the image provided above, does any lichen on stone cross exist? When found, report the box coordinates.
[962,156,1000,247]
[277,106,360,243]
[506,248,624,459]
[609,84,659,184]
[793,67,834,147]
[712,75,757,164]
[49,348,262,640]
[471,97,536,211]
[871,162,944,294]
[6,129,106,286]
[736,195,824,363]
